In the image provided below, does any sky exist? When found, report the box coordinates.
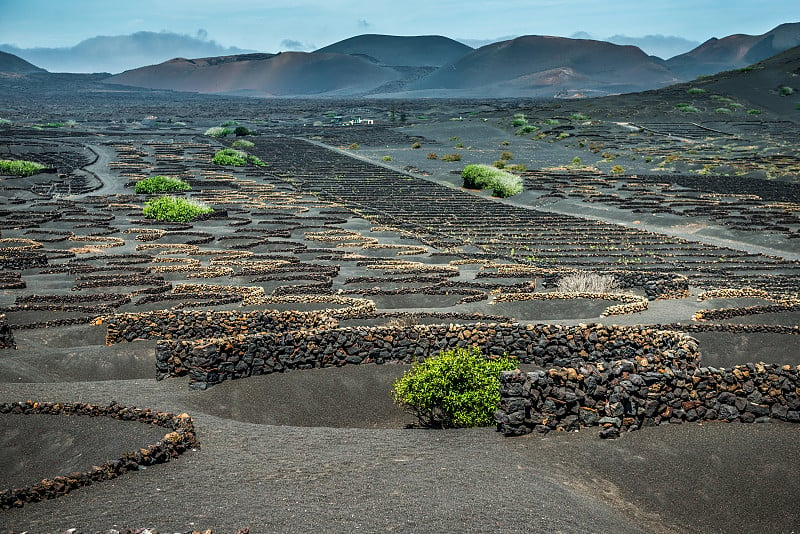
[1,0,798,72]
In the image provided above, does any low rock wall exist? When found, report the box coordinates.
[0,401,198,509]
[497,361,800,438]
[100,309,339,344]
[156,322,700,389]
[0,314,14,349]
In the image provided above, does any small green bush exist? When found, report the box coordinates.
[212,148,248,166]
[570,113,589,120]
[142,196,213,222]
[391,346,517,428]
[544,119,560,125]
[382,155,392,162]
[714,108,732,114]
[348,143,360,150]
[205,126,232,138]
[232,139,255,148]
[427,152,438,160]
[572,156,582,166]
[0,159,46,177]
[441,153,462,162]
[500,150,513,161]
[779,86,794,96]
[505,164,526,173]
[676,104,700,113]
[515,125,538,135]
[512,117,528,127]
[461,164,523,197]
[747,109,762,115]
[248,155,267,167]
[411,141,421,149]
[135,175,191,194]
[687,88,707,95]
[492,160,506,169]
[610,165,625,174]
[234,126,252,136]
[221,120,238,127]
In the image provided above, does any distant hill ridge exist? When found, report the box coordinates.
[28,24,799,98]
[314,34,472,67]
[0,51,46,74]
[666,22,800,78]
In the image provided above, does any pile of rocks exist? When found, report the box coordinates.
[497,360,800,438]
[0,401,198,509]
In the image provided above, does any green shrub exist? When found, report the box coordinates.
[411,141,421,149]
[461,164,523,197]
[572,156,582,166]
[142,196,213,222]
[676,104,700,113]
[234,126,252,136]
[0,159,46,177]
[500,150,513,161]
[232,139,255,148]
[544,119,560,125]
[0,118,10,125]
[212,148,248,166]
[205,126,232,138]
[515,125,538,135]
[779,86,794,96]
[512,117,528,127]
[505,164,526,173]
[135,175,191,194]
[348,143,360,150]
[610,165,625,174]
[687,88,707,95]
[747,109,762,115]
[382,155,392,162]
[391,346,517,428]
[570,113,589,120]
[441,153,462,162]
[248,155,267,167]
[221,120,238,127]
[427,152,438,160]
[454,142,464,148]
[714,108,732,114]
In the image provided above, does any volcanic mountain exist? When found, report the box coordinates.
[0,51,46,74]
[408,35,681,98]
[682,45,800,119]
[666,22,800,79]
[104,52,401,96]
[314,34,472,67]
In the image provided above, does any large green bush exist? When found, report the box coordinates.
[142,196,213,222]
[392,346,517,428]
[0,159,46,177]
[461,164,523,198]
[134,175,191,194]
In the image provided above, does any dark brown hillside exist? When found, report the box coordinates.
[410,35,680,97]
[0,51,46,74]
[314,34,472,67]
[666,22,800,78]
[104,51,401,96]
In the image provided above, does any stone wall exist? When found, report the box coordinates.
[100,308,339,344]
[0,401,198,509]
[155,322,700,389]
[497,360,800,438]
[0,314,14,349]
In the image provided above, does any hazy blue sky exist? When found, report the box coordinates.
[2,0,797,52]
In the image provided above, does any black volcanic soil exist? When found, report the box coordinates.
[0,86,798,534]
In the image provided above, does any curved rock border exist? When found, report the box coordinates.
[0,401,198,509]
[492,292,649,316]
